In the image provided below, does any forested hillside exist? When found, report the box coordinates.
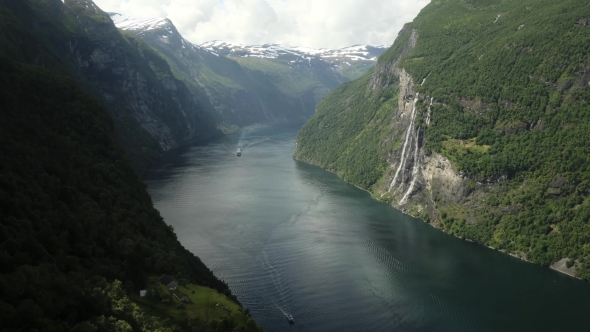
[0,55,263,331]
[296,0,590,280]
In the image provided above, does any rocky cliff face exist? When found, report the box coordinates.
[68,0,219,150]
[0,0,219,173]
[369,27,463,219]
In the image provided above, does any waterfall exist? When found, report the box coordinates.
[400,128,421,205]
[425,97,433,125]
[388,93,419,192]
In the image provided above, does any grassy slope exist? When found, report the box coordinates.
[296,0,590,279]
[133,277,258,330]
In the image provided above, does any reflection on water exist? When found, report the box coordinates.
[145,127,590,332]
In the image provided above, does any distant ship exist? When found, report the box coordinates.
[286,314,294,324]
[237,146,242,157]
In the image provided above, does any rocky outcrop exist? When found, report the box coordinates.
[375,29,471,221]
[370,29,430,209]
[550,258,578,277]
[65,0,218,152]
[369,26,418,91]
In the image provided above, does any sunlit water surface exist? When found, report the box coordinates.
[145,127,590,332]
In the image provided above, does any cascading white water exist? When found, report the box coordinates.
[400,128,421,205]
[387,76,430,202]
[388,93,419,192]
[426,97,433,125]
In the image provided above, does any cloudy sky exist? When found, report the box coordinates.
[93,0,430,49]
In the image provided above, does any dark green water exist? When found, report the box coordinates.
[145,127,590,331]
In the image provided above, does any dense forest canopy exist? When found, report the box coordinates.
[0,55,262,331]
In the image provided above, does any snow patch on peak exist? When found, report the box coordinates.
[200,40,243,49]
[289,46,327,55]
[107,14,388,64]
[109,13,169,32]
[198,40,387,62]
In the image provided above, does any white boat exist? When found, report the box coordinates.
[286,314,294,324]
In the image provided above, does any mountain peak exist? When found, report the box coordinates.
[198,40,386,62]
[109,13,172,33]
[109,13,387,69]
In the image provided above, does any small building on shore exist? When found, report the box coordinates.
[158,274,178,290]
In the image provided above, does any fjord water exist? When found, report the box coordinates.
[145,127,590,332]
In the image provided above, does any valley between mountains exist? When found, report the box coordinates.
[2,0,590,331]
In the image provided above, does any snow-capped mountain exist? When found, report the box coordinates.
[199,40,388,63]
[110,13,170,32]
[108,12,366,130]
[109,13,387,66]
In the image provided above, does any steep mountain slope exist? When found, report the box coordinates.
[0,55,263,331]
[0,0,220,175]
[110,13,386,130]
[295,0,590,280]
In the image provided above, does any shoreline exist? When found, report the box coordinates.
[293,156,584,283]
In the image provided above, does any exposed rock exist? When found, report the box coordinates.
[459,97,491,115]
[161,77,177,91]
[421,153,467,207]
[575,18,590,26]
[90,48,112,69]
[369,26,418,91]
[548,174,568,188]
[550,258,577,277]
[530,119,546,131]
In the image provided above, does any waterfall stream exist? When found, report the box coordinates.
[388,93,419,192]
[400,128,421,205]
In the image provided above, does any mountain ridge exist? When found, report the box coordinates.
[109,13,387,62]
[109,11,382,133]
[109,12,387,84]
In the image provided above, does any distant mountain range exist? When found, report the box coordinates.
[198,40,387,62]
[110,13,387,81]
[108,12,387,143]
[110,13,386,62]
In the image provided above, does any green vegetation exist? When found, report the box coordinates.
[296,0,590,279]
[0,56,249,331]
[295,72,397,189]
[132,277,261,331]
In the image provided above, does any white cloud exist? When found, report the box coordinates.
[93,0,429,48]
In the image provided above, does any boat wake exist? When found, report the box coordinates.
[259,248,294,323]
[241,136,270,150]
